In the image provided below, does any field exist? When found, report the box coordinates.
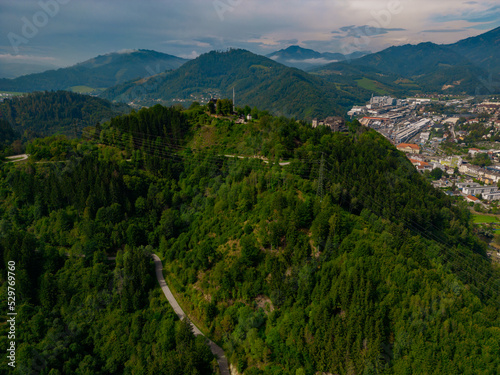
[355,78,391,95]
[0,91,25,96]
[473,214,500,223]
[70,86,98,94]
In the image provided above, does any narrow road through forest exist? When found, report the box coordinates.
[5,154,29,162]
[152,254,230,375]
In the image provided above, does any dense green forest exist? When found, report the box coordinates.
[0,120,17,145]
[1,104,499,374]
[0,91,129,139]
[0,120,20,159]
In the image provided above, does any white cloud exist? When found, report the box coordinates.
[0,54,57,62]
[114,49,138,54]
[287,58,337,65]
[178,51,200,59]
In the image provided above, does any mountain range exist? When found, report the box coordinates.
[0,50,187,94]
[100,49,370,119]
[0,27,498,119]
[314,27,500,95]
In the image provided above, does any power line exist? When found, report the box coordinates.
[82,126,500,301]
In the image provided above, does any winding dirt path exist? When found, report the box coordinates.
[5,154,29,162]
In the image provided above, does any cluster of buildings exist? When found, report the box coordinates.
[458,182,500,201]
[349,96,439,145]
[445,181,500,204]
[458,164,500,184]
[349,97,500,147]
[0,92,19,103]
[393,118,433,144]
[396,140,500,186]
[312,117,346,132]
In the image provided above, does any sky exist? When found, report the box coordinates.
[1,0,499,70]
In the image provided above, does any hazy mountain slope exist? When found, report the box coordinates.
[0,50,188,93]
[0,61,61,79]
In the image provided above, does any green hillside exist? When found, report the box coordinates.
[449,26,500,76]
[0,91,129,138]
[1,104,498,374]
[101,49,369,119]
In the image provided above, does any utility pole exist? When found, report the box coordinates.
[317,153,325,200]
[233,87,235,114]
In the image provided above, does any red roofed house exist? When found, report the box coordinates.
[466,195,479,203]
[397,143,420,154]
[409,159,432,172]
[468,148,482,156]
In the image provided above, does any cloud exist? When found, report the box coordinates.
[287,58,337,65]
[178,51,199,59]
[0,0,498,69]
[467,20,500,30]
[114,49,138,54]
[335,25,407,38]
[0,54,58,62]
[422,29,466,33]
[432,4,500,24]
[277,39,299,45]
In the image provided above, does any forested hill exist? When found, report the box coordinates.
[0,91,129,139]
[0,104,499,374]
[0,49,188,93]
[101,49,370,119]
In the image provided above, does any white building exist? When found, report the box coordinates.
[370,96,396,108]
[462,185,499,196]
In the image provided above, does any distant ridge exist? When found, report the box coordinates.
[0,50,189,93]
